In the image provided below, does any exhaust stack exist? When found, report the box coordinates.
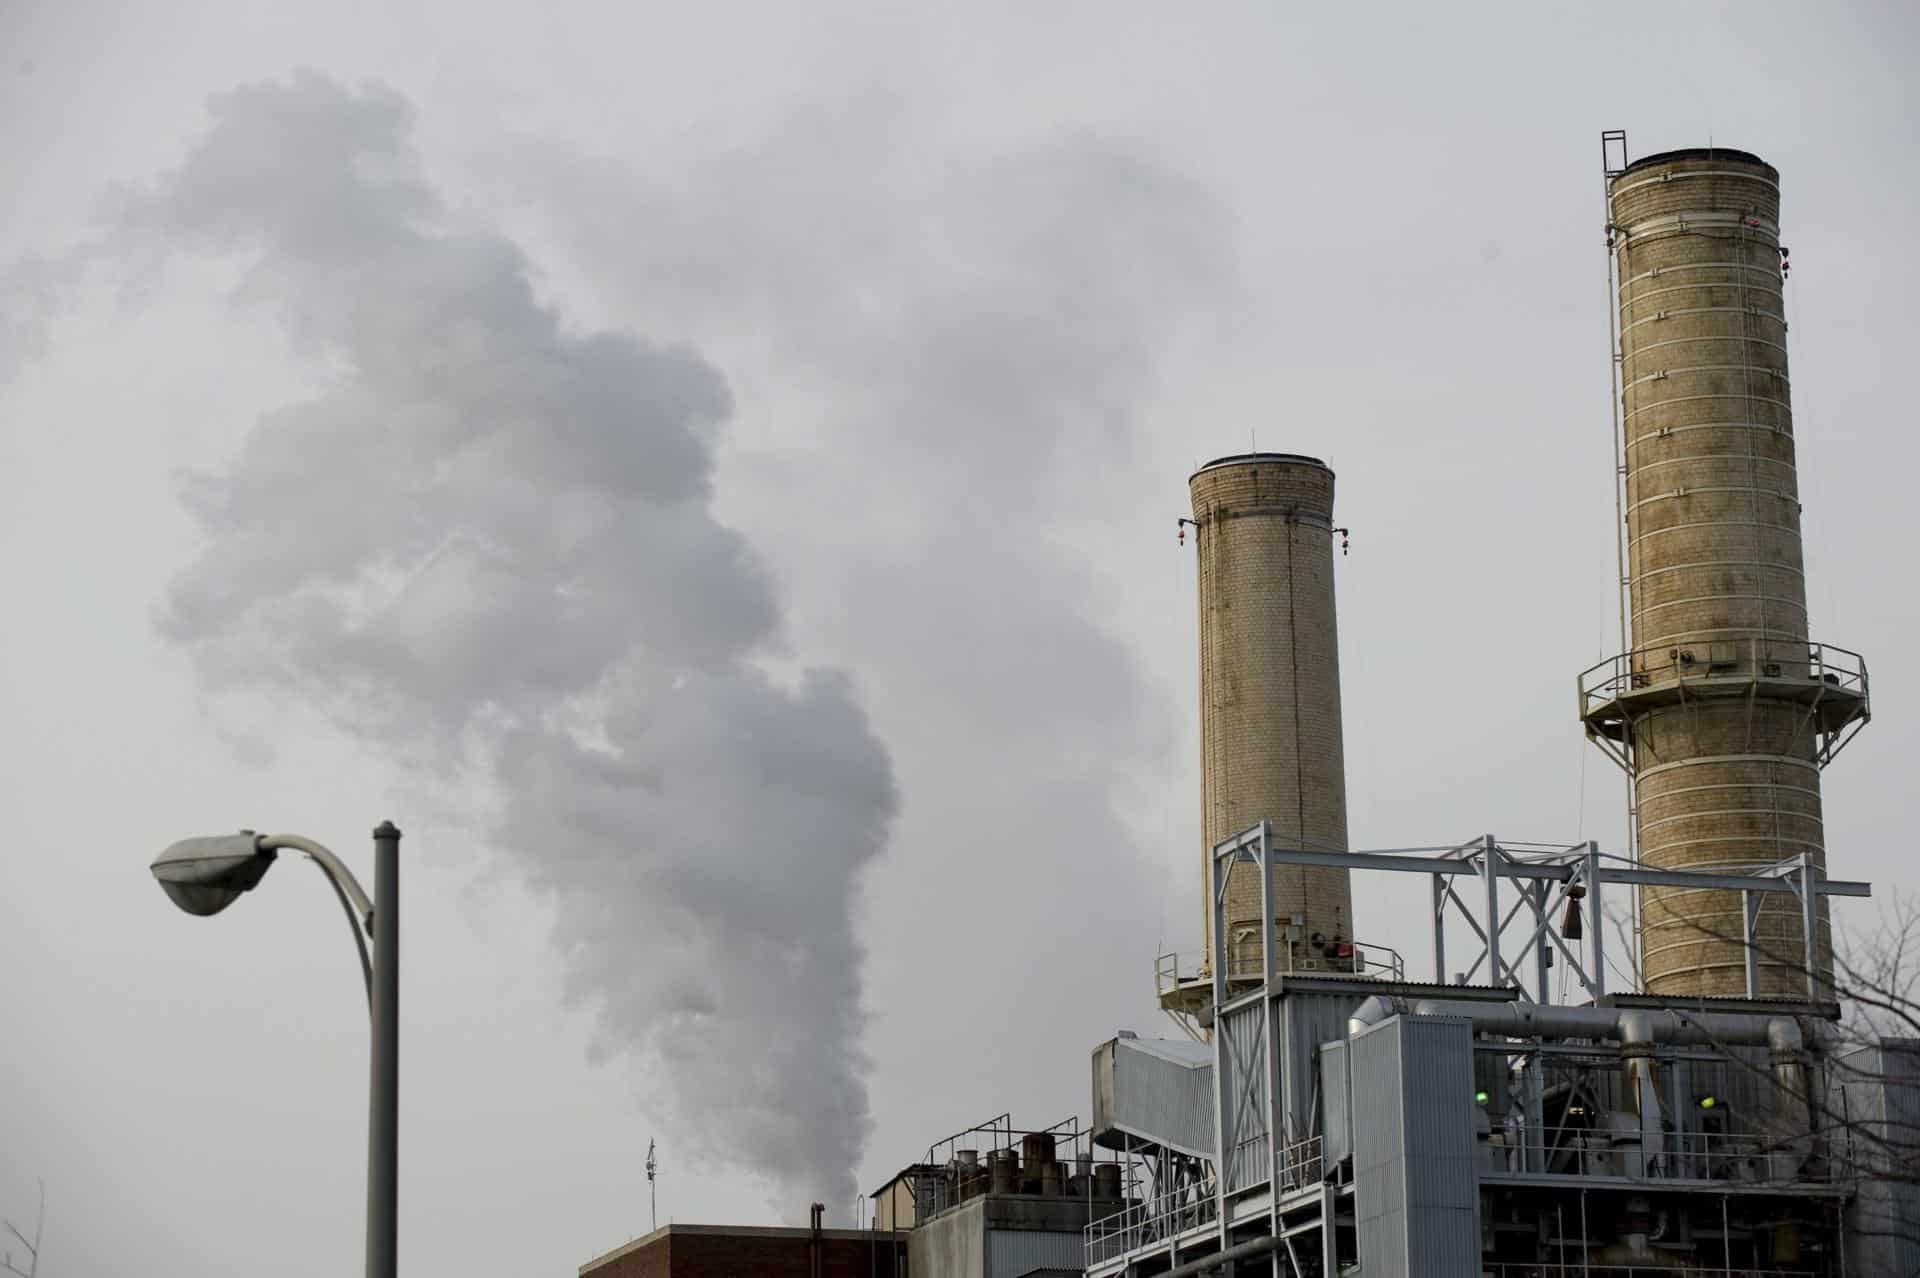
[1189,453,1351,978]
[1582,146,1870,997]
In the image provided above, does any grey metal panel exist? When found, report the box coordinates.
[1350,1015,1479,1277]
[986,1229,1086,1278]
[1279,988,1365,1142]
[1091,1036,1215,1159]
[1220,1001,1269,1191]
[1835,1038,1920,1277]
[1351,1017,1406,1273]
[1399,1018,1479,1267]
[1320,1040,1351,1166]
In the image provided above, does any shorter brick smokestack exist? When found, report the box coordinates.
[1189,453,1351,977]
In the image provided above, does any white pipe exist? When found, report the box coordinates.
[1348,995,1800,1049]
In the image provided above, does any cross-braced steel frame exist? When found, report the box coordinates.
[1211,823,1869,1011]
[1180,821,1875,1277]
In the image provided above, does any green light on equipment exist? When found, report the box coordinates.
[1474,1089,1490,1105]
[1698,1095,1717,1110]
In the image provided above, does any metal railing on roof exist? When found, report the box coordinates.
[1084,1137,1325,1270]
[1084,1184,1216,1267]
[1155,940,1404,996]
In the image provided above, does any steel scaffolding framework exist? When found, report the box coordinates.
[1091,823,1881,1277]
[1210,823,1870,1008]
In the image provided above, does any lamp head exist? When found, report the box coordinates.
[150,833,278,916]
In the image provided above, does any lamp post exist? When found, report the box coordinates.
[150,822,402,1278]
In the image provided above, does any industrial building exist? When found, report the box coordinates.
[578,136,1915,1278]
[876,1118,1127,1277]
[579,1221,906,1278]
[1077,138,1913,1276]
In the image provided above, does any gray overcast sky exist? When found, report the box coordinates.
[2,2,1915,1274]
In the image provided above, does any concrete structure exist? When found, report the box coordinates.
[1580,146,1870,997]
[908,1195,1106,1278]
[872,1116,1131,1278]
[578,1224,905,1278]
[1187,454,1352,983]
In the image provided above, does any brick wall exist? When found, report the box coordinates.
[582,1227,906,1278]
[1611,151,1829,996]
[1190,454,1351,970]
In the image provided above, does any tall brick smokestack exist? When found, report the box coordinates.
[1189,454,1351,977]
[1583,147,1870,997]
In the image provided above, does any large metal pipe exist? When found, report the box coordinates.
[1154,1230,1284,1278]
[1189,454,1350,975]
[1348,994,1803,1048]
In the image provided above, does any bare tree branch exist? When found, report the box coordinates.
[2,1178,42,1278]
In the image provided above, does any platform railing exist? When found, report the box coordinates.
[1275,1134,1324,1192]
[1084,1185,1217,1267]
[1155,939,1405,996]
[1085,1138,1327,1270]
[1485,1123,1819,1184]
[1579,637,1868,715]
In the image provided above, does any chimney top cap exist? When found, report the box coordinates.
[1618,147,1773,179]
[1191,452,1330,481]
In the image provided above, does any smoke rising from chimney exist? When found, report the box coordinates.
[144,72,896,1212]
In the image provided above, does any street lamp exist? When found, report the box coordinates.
[150,822,402,1278]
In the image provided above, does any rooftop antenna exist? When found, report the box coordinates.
[645,1138,658,1233]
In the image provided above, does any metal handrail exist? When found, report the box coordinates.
[1085,1139,1324,1268]
[1084,1184,1218,1266]
[1579,638,1868,713]
[1155,940,1405,995]
[1275,1134,1324,1191]
[1485,1121,1819,1184]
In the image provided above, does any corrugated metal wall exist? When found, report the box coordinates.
[1219,1001,1270,1192]
[1350,1017,1404,1270]
[986,1229,1086,1278]
[1835,1039,1920,1276]
[1091,1036,1215,1159]
[1350,1015,1480,1276]
[1280,988,1364,1141]
[1321,1039,1352,1166]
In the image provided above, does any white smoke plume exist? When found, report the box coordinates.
[145,73,896,1211]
